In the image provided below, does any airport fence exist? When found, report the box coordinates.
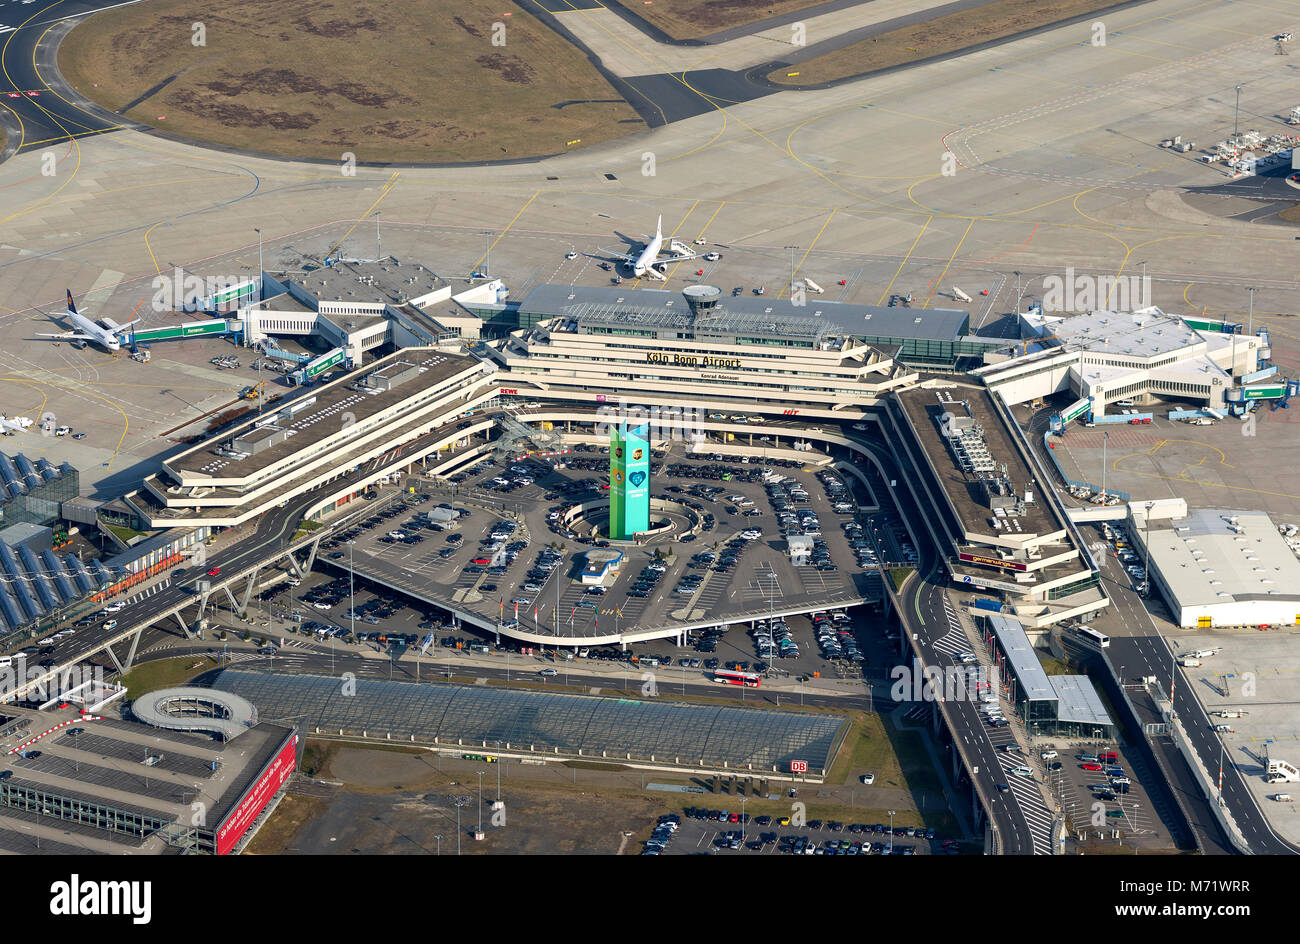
[1040,432,1131,503]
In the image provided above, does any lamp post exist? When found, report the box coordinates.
[452,796,471,855]
[1101,431,1108,503]
[254,228,262,301]
[477,770,485,835]
[1233,85,1242,137]
[347,540,356,642]
[1143,501,1154,594]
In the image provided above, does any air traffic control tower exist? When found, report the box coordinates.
[609,422,650,540]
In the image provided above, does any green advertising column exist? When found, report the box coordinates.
[609,423,650,540]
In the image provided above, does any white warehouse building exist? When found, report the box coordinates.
[1131,504,1300,628]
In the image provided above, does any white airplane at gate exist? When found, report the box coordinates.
[36,290,139,353]
[599,215,699,280]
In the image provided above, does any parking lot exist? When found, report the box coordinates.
[644,809,965,856]
[291,443,900,677]
[1044,743,1171,843]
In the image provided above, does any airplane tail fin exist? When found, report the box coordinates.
[656,215,662,239]
[65,290,77,316]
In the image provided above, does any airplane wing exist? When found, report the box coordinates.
[597,247,639,263]
[36,331,95,342]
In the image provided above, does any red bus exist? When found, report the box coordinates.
[714,669,761,688]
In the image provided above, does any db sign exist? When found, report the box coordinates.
[790,760,808,773]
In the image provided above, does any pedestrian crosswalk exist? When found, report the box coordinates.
[123,579,170,606]
[930,599,969,658]
[995,755,1056,855]
[929,627,968,659]
[278,638,318,650]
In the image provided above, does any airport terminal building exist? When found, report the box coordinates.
[482,282,980,370]
[487,283,922,411]
[975,306,1262,416]
[885,385,1108,627]
[130,348,501,528]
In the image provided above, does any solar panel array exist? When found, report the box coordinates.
[0,453,64,501]
[212,668,844,771]
[0,543,108,636]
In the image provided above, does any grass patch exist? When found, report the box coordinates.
[60,0,645,163]
[105,524,144,544]
[244,793,327,854]
[606,0,830,41]
[299,740,339,778]
[1040,655,1085,676]
[769,0,1120,86]
[888,567,915,592]
[119,655,216,698]
[1276,203,1300,224]
[826,710,942,797]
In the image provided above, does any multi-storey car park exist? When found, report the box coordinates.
[884,385,1108,628]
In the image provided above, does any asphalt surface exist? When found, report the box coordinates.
[868,434,1055,855]
[0,0,131,158]
[1023,401,1297,854]
[1104,582,1297,855]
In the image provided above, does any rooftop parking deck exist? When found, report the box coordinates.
[167,349,485,482]
[897,385,1059,542]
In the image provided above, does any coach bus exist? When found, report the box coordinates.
[714,668,761,688]
[1073,626,1110,649]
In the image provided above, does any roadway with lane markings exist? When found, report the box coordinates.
[855,434,1056,854]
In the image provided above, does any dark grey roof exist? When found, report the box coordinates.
[985,612,1056,702]
[1050,675,1113,726]
[211,668,845,772]
[517,284,969,343]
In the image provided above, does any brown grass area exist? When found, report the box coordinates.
[59,0,645,163]
[606,0,831,41]
[243,793,327,854]
[1276,203,1300,224]
[769,0,1118,86]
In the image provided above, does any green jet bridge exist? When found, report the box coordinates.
[131,318,240,346]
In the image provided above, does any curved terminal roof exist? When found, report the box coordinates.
[130,686,258,742]
[211,668,843,771]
